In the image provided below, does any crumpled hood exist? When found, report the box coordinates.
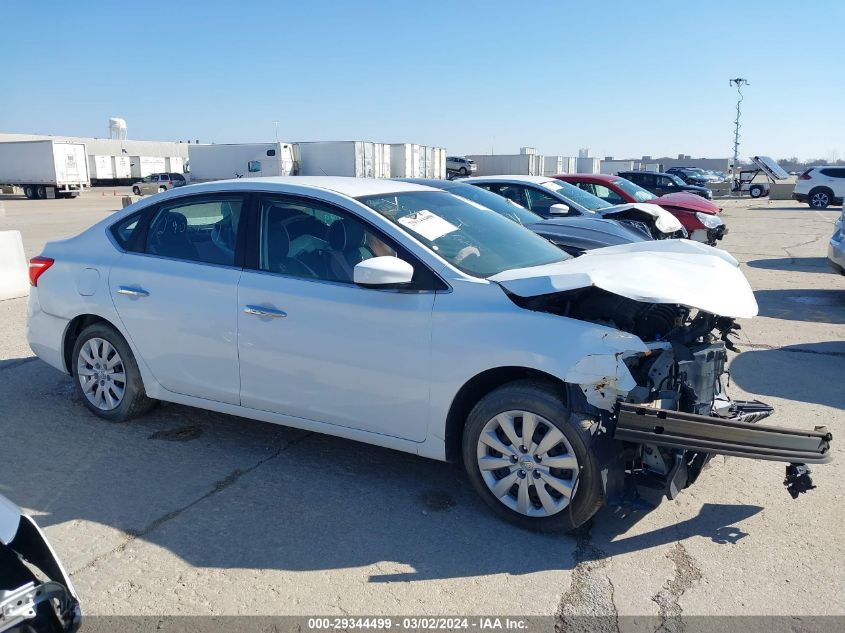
[490,239,758,319]
[657,192,721,214]
[602,202,685,234]
[0,493,21,545]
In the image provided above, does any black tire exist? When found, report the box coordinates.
[749,184,764,198]
[71,323,157,422]
[459,167,468,176]
[809,188,831,209]
[132,186,141,195]
[23,185,35,199]
[159,186,167,193]
[35,185,47,199]
[462,380,604,532]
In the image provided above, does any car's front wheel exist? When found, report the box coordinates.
[462,380,603,532]
[459,167,468,176]
[72,323,157,422]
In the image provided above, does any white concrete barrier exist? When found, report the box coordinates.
[0,230,29,300]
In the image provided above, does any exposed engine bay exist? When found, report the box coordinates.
[510,286,832,503]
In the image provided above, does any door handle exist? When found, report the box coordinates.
[243,305,287,318]
[117,286,149,297]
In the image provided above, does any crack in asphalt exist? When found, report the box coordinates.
[742,343,845,358]
[650,543,702,633]
[555,523,619,633]
[69,431,315,576]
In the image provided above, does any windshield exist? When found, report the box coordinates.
[445,183,542,226]
[539,179,612,211]
[668,174,686,186]
[357,191,568,277]
[612,177,658,202]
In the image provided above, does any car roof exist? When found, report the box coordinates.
[555,173,619,183]
[461,175,558,185]
[160,176,439,198]
[397,178,460,189]
[619,170,674,177]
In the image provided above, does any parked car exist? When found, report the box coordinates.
[461,175,685,240]
[27,177,831,532]
[618,171,713,200]
[829,210,845,274]
[1,494,81,632]
[554,173,726,245]
[131,172,187,196]
[397,178,651,256]
[666,167,711,186]
[792,166,845,209]
[446,156,477,176]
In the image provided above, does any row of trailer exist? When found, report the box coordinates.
[186,141,447,182]
[0,139,448,198]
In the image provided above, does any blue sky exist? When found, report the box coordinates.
[2,1,842,160]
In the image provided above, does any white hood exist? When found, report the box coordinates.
[0,493,21,545]
[604,202,684,234]
[491,239,758,319]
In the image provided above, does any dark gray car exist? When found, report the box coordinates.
[396,178,650,256]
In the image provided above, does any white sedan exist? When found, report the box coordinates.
[26,178,831,531]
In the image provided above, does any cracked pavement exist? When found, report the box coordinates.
[0,192,843,622]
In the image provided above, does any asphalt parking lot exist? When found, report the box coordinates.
[0,189,843,623]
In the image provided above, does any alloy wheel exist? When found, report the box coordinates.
[77,337,126,411]
[476,410,579,517]
[811,192,830,208]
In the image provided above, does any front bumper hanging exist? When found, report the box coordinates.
[614,402,832,464]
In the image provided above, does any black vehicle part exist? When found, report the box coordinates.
[784,464,816,499]
[614,403,832,464]
[1,516,80,633]
[676,343,727,416]
[511,287,688,342]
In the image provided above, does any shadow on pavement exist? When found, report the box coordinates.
[730,342,845,410]
[0,358,763,583]
[754,289,845,324]
[746,257,837,274]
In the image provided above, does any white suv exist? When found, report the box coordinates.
[446,156,477,176]
[792,166,845,209]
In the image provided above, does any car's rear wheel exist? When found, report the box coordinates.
[462,380,603,532]
[159,186,167,192]
[809,188,831,209]
[23,185,35,199]
[72,323,156,422]
[459,167,468,176]
[132,186,141,195]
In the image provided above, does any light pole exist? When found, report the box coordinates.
[273,121,279,142]
[729,78,749,192]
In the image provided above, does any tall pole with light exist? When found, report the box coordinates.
[729,78,749,192]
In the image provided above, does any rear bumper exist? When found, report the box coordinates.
[614,402,832,464]
[26,290,70,373]
[828,232,845,274]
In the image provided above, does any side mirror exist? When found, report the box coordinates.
[354,256,414,288]
[549,203,570,215]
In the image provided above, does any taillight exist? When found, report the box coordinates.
[29,257,54,287]
[798,170,812,180]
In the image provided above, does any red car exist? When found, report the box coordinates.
[554,173,726,245]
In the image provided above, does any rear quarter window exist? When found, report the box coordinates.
[110,211,146,251]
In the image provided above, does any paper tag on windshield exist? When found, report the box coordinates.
[397,210,458,241]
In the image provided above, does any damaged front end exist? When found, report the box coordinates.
[0,495,80,633]
[511,285,832,504]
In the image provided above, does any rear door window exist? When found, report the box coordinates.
[145,195,245,266]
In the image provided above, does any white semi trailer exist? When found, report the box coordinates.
[188,143,297,182]
[0,140,89,199]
